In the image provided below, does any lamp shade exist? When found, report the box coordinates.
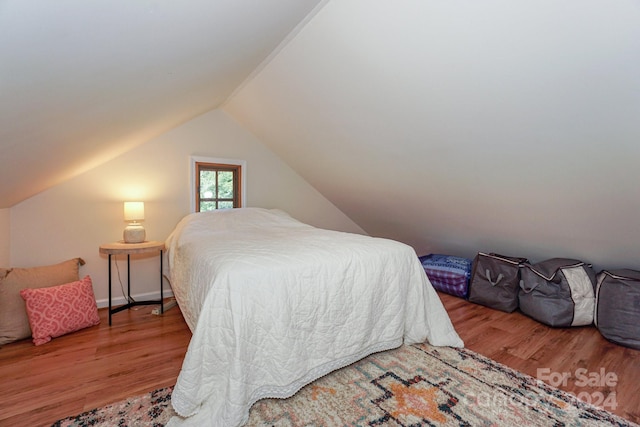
[124,201,144,222]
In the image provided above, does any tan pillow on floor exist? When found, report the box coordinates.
[0,258,84,345]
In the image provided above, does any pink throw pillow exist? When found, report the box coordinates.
[20,275,100,345]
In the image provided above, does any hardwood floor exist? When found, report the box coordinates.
[0,303,191,427]
[0,293,638,426]
[441,292,640,424]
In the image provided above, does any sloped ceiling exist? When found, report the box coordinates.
[224,0,640,268]
[0,0,322,208]
[3,1,640,269]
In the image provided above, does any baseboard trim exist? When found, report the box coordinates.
[96,289,174,309]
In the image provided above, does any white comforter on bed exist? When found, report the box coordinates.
[165,208,463,427]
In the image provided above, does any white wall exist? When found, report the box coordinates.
[0,209,9,266]
[225,0,640,271]
[10,109,364,306]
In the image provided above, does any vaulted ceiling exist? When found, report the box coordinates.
[2,1,640,268]
[224,0,640,267]
[0,0,322,207]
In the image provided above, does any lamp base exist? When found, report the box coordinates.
[123,223,146,243]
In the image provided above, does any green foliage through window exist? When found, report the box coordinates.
[196,163,241,212]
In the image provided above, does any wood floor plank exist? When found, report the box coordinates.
[0,303,191,427]
[440,292,640,424]
[0,293,638,426]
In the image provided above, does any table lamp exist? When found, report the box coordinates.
[123,201,145,243]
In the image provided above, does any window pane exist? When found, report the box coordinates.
[200,201,217,212]
[200,171,217,198]
[194,160,242,212]
[218,171,234,198]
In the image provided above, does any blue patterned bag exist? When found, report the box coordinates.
[419,254,473,298]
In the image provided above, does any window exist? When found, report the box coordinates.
[191,157,246,212]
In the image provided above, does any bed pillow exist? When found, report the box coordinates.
[0,258,83,345]
[20,275,100,346]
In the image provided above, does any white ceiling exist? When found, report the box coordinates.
[224,0,640,268]
[0,0,322,208]
[2,0,640,269]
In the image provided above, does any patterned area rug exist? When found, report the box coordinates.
[52,343,637,427]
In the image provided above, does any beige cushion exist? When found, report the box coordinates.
[0,258,84,345]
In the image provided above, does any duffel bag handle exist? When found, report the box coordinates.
[519,279,538,293]
[486,269,504,286]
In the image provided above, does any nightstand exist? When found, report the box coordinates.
[99,240,165,325]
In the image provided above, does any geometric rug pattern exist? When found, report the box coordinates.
[53,343,638,426]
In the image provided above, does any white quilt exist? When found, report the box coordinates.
[165,208,463,427]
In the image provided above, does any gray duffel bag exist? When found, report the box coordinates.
[595,269,640,349]
[519,258,597,327]
[468,253,528,312]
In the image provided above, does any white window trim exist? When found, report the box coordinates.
[190,156,247,213]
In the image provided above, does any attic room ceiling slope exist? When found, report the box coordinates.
[225,0,640,269]
[0,0,322,208]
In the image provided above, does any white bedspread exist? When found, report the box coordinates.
[165,208,463,427]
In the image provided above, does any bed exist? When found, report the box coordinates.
[164,208,463,427]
